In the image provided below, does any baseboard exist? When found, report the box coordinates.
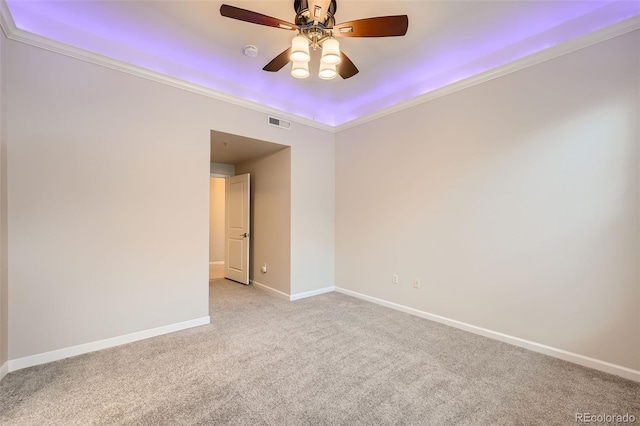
[250,281,335,302]
[290,286,335,301]
[250,280,290,300]
[8,316,211,372]
[209,261,224,266]
[0,361,7,382]
[335,287,640,383]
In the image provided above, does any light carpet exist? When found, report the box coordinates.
[1,279,638,425]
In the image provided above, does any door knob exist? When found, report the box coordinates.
[241,233,249,238]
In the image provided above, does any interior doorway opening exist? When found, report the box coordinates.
[208,176,226,280]
[209,130,292,295]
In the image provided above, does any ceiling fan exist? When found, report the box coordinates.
[220,0,409,80]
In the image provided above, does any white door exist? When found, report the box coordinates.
[224,173,250,284]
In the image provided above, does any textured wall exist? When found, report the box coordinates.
[6,40,334,360]
[236,148,291,295]
[0,29,8,376]
[336,31,640,370]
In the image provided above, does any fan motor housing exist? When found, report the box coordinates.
[294,1,337,15]
[294,0,337,27]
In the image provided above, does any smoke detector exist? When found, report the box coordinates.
[243,45,258,57]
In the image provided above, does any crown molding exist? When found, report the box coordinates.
[0,0,15,38]
[0,1,334,133]
[334,15,640,132]
[0,1,638,134]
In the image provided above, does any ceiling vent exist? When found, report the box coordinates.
[267,116,292,130]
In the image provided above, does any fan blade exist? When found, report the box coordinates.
[308,0,331,25]
[263,47,292,72]
[337,51,359,79]
[220,4,297,31]
[333,15,408,38]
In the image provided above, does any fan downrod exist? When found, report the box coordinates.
[294,0,337,28]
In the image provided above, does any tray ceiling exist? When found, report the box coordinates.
[3,1,639,127]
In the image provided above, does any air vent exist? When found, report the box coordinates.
[267,116,292,130]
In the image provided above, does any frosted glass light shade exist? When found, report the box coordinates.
[291,35,310,62]
[291,60,309,78]
[321,38,341,65]
[319,61,337,80]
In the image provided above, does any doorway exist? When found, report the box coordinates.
[208,176,226,280]
[209,130,292,295]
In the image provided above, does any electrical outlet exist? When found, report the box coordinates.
[392,274,399,284]
[413,278,421,289]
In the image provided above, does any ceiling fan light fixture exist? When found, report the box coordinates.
[321,37,341,65]
[219,2,408,80]
[291,60,310,78]
[318,62,337,80]
[290,34,310,62]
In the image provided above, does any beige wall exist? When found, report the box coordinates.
[236,148,291,295]
[6,39,334,361]
[291,137,335,295]
[0,30,8,373]
[209,178,225,263]
[336,30,640,370]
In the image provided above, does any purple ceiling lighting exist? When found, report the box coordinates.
[5,0,330,123]
[329,2,639,125]
[5,1,639,128]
